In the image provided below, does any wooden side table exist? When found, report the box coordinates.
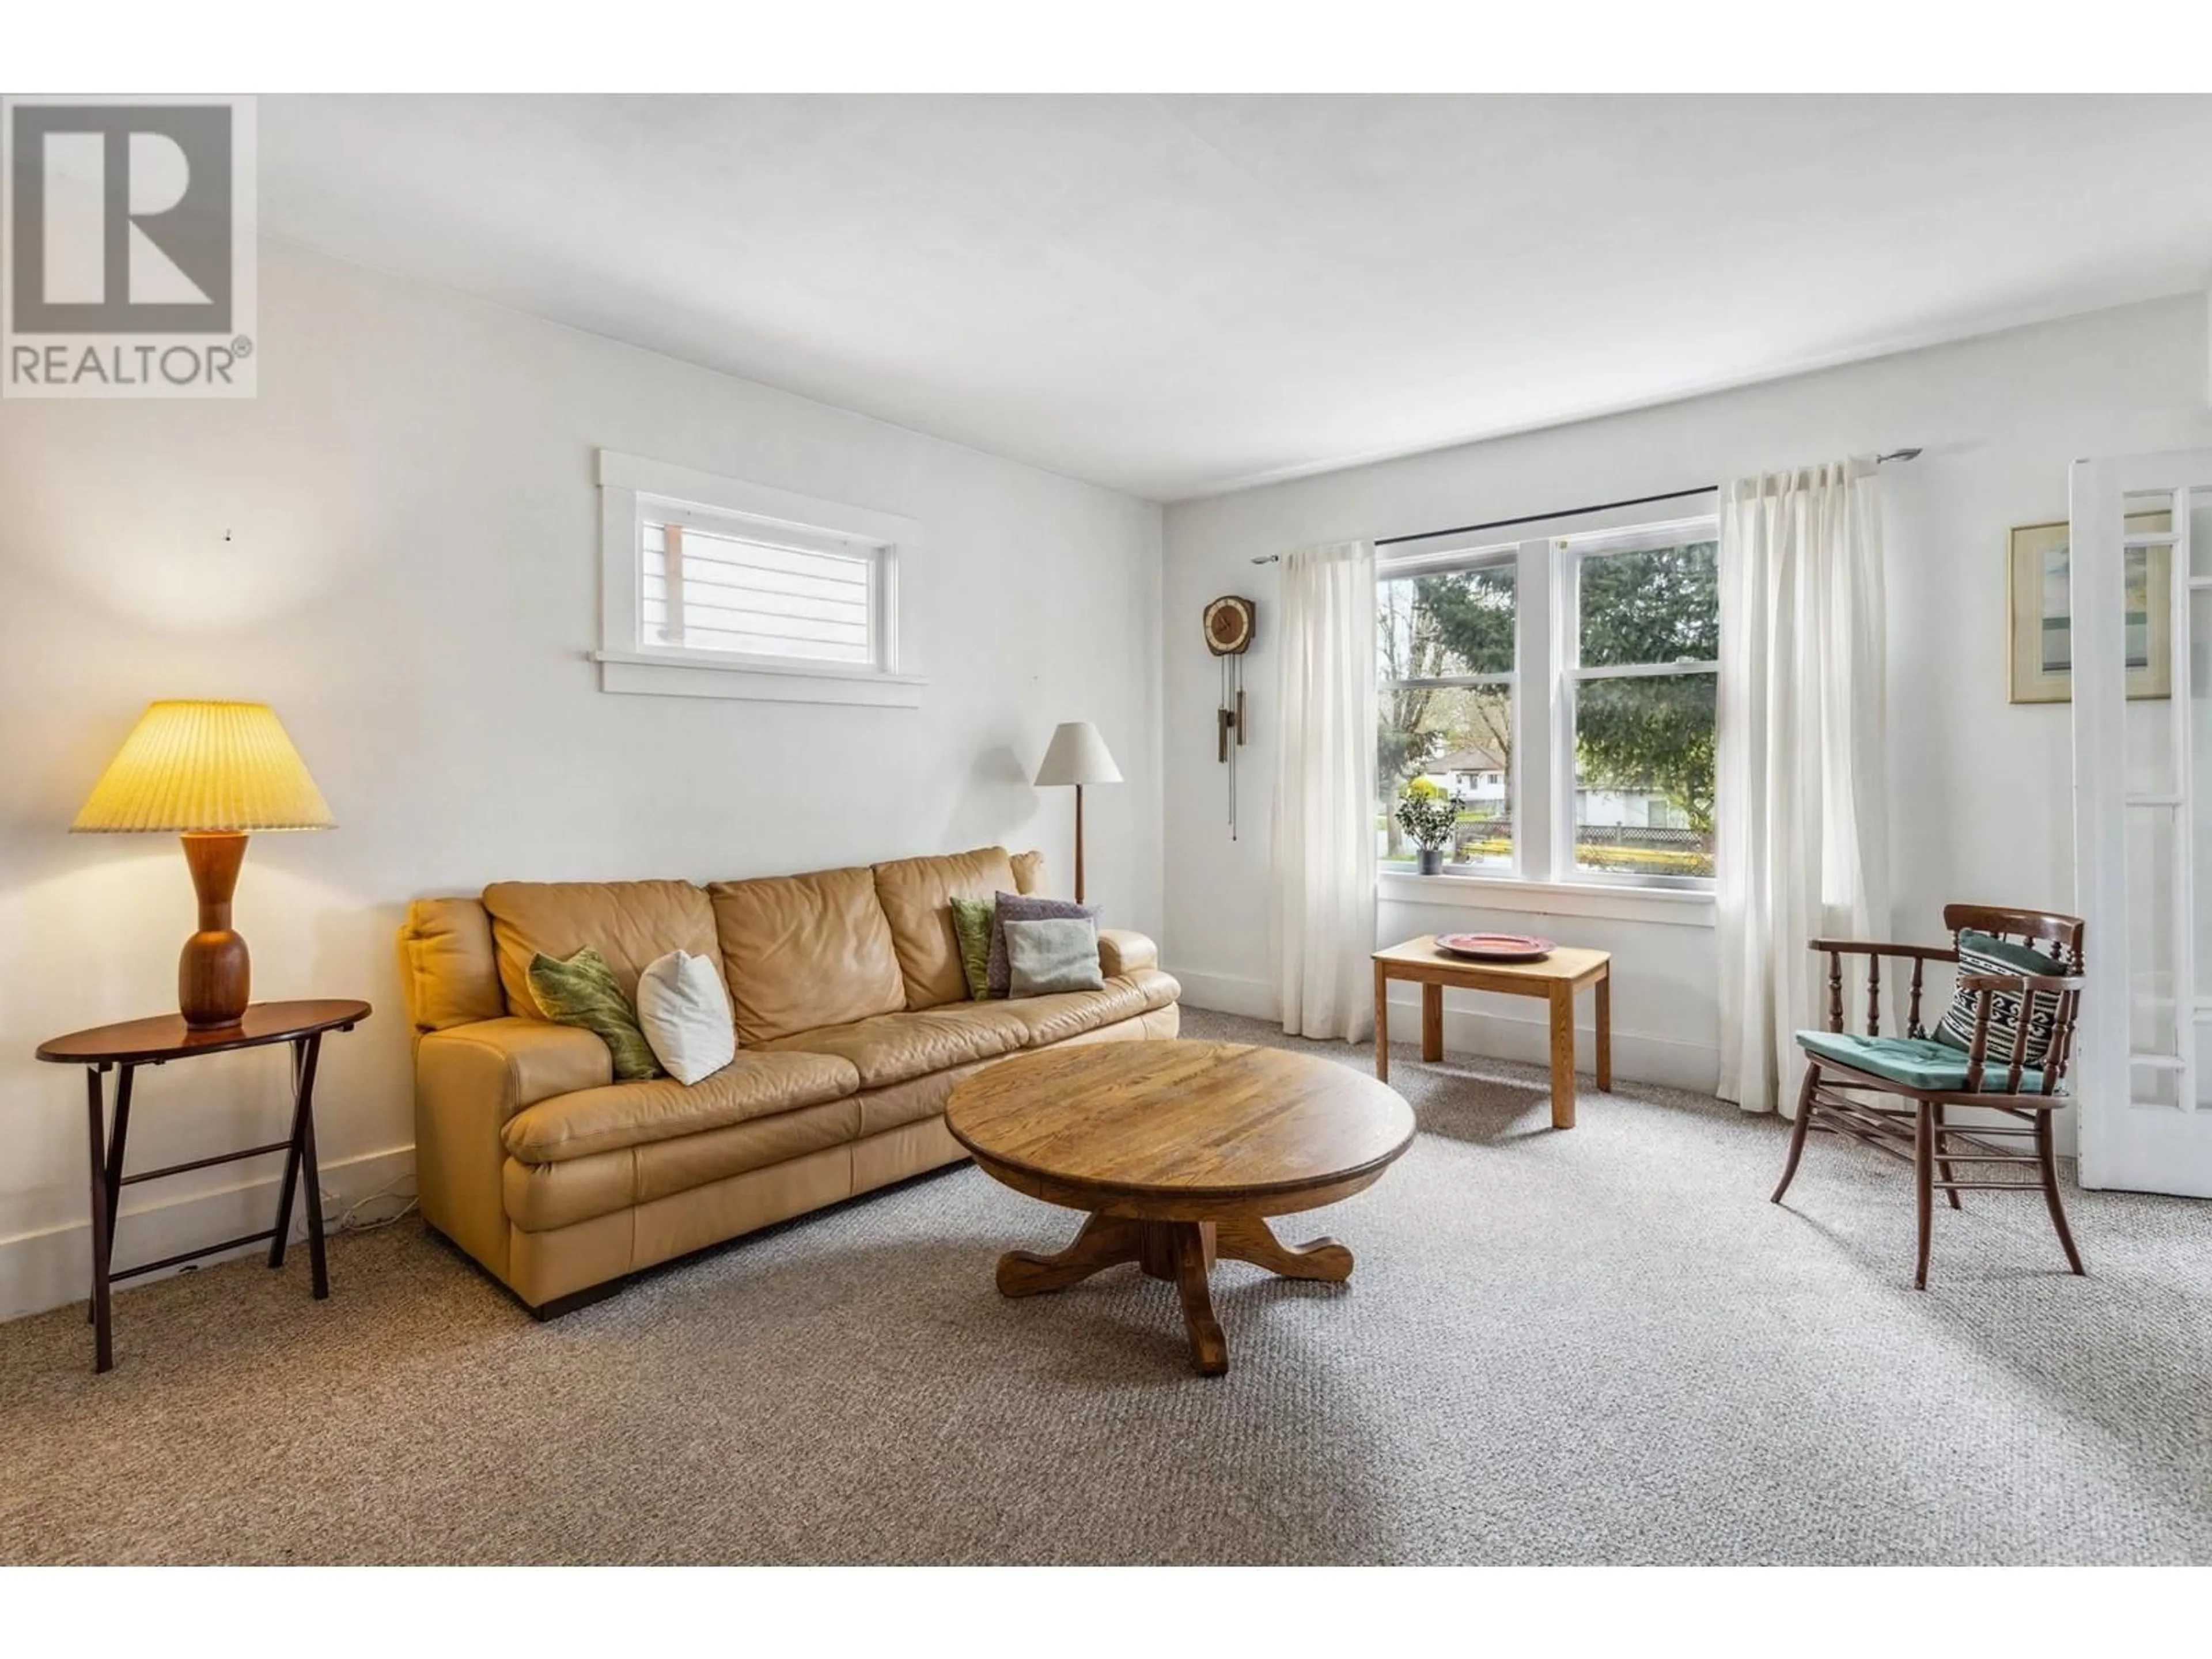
[34,999,370,1373]
[1372,937,1609,1129]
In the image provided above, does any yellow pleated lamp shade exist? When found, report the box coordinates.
[72,700,335,833]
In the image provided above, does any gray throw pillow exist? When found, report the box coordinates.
[987,891,1100,996]
[1005,917,1105,997]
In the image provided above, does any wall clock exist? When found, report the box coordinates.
[1203,594,1256,657]
[1202,596,1256,836]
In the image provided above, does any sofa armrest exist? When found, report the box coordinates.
[1098,929,1158,978]
[414,1017,612,1277]
[419,1017,612,1117]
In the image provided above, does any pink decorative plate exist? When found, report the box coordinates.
[1435,931,1555,963]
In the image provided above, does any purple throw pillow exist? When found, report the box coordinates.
[986,891,1101,997]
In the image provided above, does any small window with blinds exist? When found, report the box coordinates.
[595,450,924,707]
[642,514,877,667]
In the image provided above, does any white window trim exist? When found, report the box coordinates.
[593,450,927,707]
[1377,870,1716,928]
[1377,507,1719,920]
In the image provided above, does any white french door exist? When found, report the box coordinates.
[2071,449,2212,1195]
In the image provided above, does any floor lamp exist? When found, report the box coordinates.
[1034,722,1122,904]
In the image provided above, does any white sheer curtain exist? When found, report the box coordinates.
[1716,459,1889,1115]
[1268,540,1378,1041]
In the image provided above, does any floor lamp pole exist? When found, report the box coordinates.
[1074,783,1085,904]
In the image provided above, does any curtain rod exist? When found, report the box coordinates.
[1246,448,1922,563]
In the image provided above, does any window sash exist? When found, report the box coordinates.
[1558,669,1718,892]
[1378,541,1522,877]
[1555,513,1717,561]
[1547,517,1719,890]
[1377,541,1518,579]
[1566,658,1720,683]
[1375,512,1719,893]
[1382,672,1516,692]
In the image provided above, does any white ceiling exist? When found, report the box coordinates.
[261,96,2212,502]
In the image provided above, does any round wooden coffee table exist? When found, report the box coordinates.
[945,1040,1415,1376]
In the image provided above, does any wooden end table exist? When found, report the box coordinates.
[1371,937,1610,1129]
[34,999,370,1373]
[946,1041,1415,1376]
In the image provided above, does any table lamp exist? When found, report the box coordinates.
[1033,721,1122,904]
[72,700,335,1028]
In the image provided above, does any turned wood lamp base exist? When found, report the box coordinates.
[178,831,252,1029]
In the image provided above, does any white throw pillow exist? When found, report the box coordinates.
[635,950,736,1085]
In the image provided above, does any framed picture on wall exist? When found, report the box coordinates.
[2008,512,2172,703]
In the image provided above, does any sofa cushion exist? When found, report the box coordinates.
[872,847,1019,1010]
[1004,979,1147,1047]
[634,1097,862,1207]
[1120,967,1181,1013]
[483,880,718,1020]
[850,1060,990,1138]
[501,1049,859,1164]
[1010,849,1046,895]
[760,1003,1032,1090]
[503,1097,863,1230]
[710,865,908,1044]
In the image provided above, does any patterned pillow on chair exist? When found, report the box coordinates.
[1933,930,2067,1070]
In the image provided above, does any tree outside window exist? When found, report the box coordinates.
[1571,540,1717,878]
[1377,561,1514,868]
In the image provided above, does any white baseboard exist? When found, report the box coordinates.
[0,1144,415,1323]
[1172,966,1719,1096]
[1169,967,1279,1021]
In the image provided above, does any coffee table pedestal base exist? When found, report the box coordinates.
[996,1212,1354,1377]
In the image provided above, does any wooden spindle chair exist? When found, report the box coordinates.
[1770,903,2087,1289]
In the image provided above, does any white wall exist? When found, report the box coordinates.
[0,241,1165,1319]
[1161,295,2212,1099]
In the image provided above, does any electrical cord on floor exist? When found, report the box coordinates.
[156,1172,419,1283]
[289,1171,419,1244]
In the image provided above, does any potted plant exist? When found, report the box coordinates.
[1396,778,1457,876]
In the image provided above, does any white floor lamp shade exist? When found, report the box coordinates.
[1035,722,1121,902]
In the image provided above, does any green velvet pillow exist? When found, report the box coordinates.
[949,896,998,1001]
[528,948,662,1081]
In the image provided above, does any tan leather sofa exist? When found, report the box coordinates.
[398,847,1179,1313]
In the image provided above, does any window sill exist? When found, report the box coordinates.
[592,650,926,708]
[1377,870,1715,928]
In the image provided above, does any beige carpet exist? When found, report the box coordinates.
[3,1009,2209,1565]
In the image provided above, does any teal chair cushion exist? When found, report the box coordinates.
[1796,1029,2048,1093]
